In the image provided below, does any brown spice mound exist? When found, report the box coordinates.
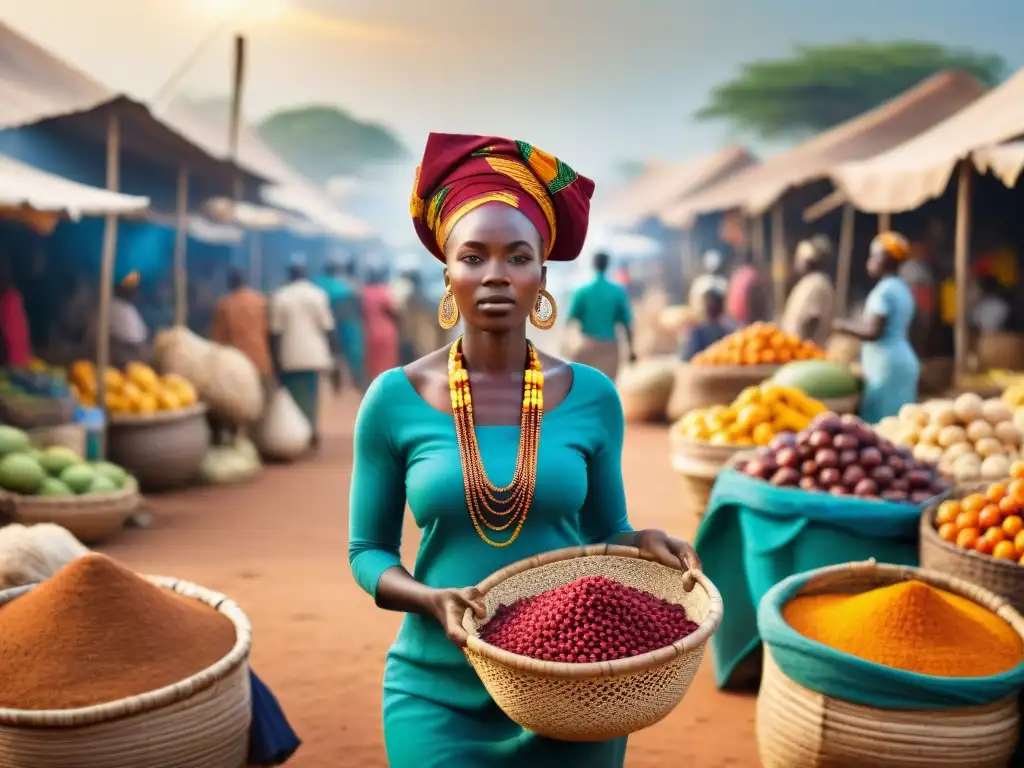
[0,553,238,710]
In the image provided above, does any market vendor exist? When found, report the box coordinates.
[566,251,636,380]
[681,287,734,362]
[688,249,729,322]
[832,232,919,423]
[780,235,835,348]
[0,255,32,368]
[107,271,150,368]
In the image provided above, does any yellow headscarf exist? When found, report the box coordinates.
[871,232,911,261]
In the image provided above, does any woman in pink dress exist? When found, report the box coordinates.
[361,269,400,383]
[0,258,32,368]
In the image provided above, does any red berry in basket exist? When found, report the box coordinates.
[477,576,699,663]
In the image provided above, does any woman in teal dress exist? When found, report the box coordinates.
[832,232,920,423]
[348,133,701,768]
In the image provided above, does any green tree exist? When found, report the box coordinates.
[258,106,407,184]
[696,40,1006,140]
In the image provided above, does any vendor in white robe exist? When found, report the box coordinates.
[107,271,150,367]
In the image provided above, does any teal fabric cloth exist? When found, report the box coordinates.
[694,468,930,690]
[314,275,365,388]
[759,566,1024,709]
[567,274,632,341]
[348,365,633,767]
[859,275,920,423]
[280,371,320,432]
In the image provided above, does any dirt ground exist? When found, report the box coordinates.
[101,392,758,768]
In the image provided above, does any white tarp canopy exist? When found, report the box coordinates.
[599,146,755,229]
[972,141,1024,188]
[829,67,1024,212]
[661,70,987,225]
[0,154,148,217]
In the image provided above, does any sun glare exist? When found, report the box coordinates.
[196,0,286,22]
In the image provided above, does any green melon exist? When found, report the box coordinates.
[60,463,97,495]
[88,475,118,494]
[38,477,74,497]
[772,360,860,400]
[38,446,83,476]
[0,453,46,495]
[91,461,128,489]
[0,426,30,458]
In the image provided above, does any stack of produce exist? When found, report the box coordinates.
[0,362,72,401]
[70,361,198,416]
[478,575,700,663]
[673,382,826,447]
[736,412,949,503]
[0,553,236,709]
[770,360,860,403]
[932,464,1024,563]
[876,393,1020,483]
[690,322,826,367]
[783,579,1023,676]
[0,424,134,497]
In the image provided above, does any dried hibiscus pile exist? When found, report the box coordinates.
[478,575,699,663]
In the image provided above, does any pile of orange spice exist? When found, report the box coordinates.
[690,322,825,367]
[783,580,1024,677]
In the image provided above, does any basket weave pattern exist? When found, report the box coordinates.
[920,505,1024,614]
[5,481,140,544]
[461,545,722,742]
[756,560,1023,767]
[0,576,252,767]
[669,434,742,524]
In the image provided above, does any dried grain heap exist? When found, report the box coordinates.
[0,553,237,710]
[784,579,1024,677]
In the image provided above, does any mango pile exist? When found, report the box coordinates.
[0,425,133,497]
[690,322,826,367]
[674,383,828,446]
[69,361,198,416]
[934,461,1024,565]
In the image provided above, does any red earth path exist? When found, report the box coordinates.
[102,392,758,767]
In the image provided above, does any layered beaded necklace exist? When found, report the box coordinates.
[448,336,543,548]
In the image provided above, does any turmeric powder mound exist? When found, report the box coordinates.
[783,580,1024,677]
[0,553,237,710]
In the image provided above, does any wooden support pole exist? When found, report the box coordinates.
[95,111,121,459]
[836,203,855,319]
[953,161,973,375]
[770,203,787,319]
[173,166,190,327]
[751,213,766,267]
[878,212,892,234]
[228,35,246,225]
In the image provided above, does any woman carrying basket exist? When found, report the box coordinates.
[348,133,701,768]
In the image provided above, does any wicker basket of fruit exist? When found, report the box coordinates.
[461,544,722,742]
[670,382,834,524]
[920,476,1024,613]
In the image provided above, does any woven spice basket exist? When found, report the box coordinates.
[461,544,723,742]
[0,394,77,430]
[0,576,252,768]
[669,432,743,525]
[920,504,1024,614]
[757,560,1024,768]
[4,478,140,544]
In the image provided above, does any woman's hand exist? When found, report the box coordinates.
[633,529,702,590]
[427,586,488,647]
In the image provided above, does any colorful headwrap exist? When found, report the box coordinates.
[410,133,595,262]
[119,270,140,289]
[871,232,911,262]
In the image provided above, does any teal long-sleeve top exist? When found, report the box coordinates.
[348,364,634,712]
[567,274,633,341]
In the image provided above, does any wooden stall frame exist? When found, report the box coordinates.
[173,167,190,326]
[95,112,121,458]
[835,203,855,319]
[770,203,787,320]
[953,160,972,376]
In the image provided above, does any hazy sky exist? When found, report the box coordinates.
[2,0,1023,191]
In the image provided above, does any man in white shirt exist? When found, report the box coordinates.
[269,254,340,450]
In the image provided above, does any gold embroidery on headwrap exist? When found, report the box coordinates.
[409,165,424,218]
[435,192,520,253]
[483,157,556,258]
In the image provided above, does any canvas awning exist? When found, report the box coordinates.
[599,145,755,229]
[972,141,1024,188]
[0,153,149,216]
[661,70,987,225]
[828,68,1024,212]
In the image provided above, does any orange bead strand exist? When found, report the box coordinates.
[448,337,543,547]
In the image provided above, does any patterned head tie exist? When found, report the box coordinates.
[119,270,140,289]
[871,232,911,262]
[409,133,596,263]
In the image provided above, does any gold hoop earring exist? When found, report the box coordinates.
[438,290,460,330]
[530,289,557,330]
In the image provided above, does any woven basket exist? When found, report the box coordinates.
[757,560,1024,767]
[5,479,140,544]
[669,433,744,525]
[0,576,252,768]
[666,364,780,423]
[920,504,1024,614]
[461,544,723,742]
